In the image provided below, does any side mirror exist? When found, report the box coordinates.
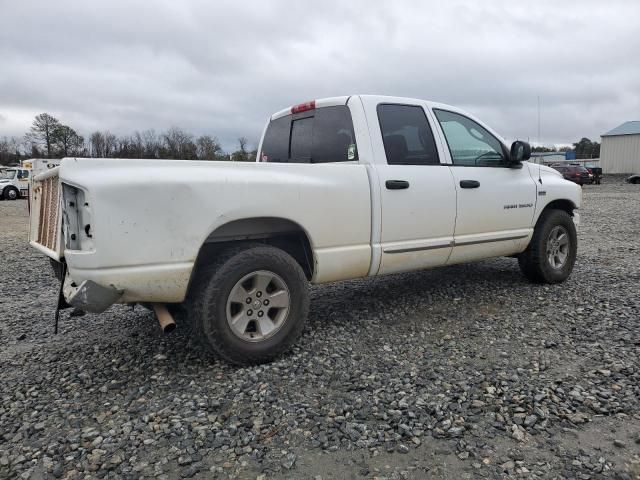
[510,141,531,163]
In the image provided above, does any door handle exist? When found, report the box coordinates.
[460,180,480,189]
[386,180,410,190]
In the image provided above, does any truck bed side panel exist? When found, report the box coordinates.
[59,159,372,302]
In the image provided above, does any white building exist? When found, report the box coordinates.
[600,121,640,174]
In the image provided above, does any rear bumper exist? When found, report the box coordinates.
[65,280,123,313]
[65,260,193,304]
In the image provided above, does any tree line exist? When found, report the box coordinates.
[531,137,601,159]
[0,112,255,166]
[1,112,604,166]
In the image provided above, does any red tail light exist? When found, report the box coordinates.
[291,100,315,114]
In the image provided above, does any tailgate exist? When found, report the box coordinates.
[29,167,63,260]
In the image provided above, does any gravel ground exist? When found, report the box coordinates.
[1,177,639,480]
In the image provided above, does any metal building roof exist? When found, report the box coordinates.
[602,121,640,137]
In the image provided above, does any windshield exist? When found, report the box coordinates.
[0,170,16,180]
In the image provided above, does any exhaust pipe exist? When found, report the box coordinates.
[152,303,176,334]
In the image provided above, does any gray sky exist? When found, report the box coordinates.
[1,0,639,151]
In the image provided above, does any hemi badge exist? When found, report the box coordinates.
[538,191,546,196]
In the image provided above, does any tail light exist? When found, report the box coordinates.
[291,100,315,114]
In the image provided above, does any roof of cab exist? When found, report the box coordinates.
[271,96,351,120]
[270,95,463,121]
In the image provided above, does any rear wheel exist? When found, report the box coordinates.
[518,209,577,283]
[189,244,309,365]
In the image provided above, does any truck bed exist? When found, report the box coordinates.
[30,158,373,303]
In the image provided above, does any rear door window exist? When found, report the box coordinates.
[312,106,358,163]
[260,105,358,163]
[377,104,440,165]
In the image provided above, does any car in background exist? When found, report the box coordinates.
[551,164,591,186]
[626,174,640,184]
[584,166,602,184]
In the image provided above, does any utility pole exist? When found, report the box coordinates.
[537,96,541,145]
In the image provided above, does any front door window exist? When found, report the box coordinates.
[434,109,507,167]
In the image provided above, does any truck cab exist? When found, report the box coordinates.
[1,159,61,200]
[258,96,578,275]
[0,167,30,200]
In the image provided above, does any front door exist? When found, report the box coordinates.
[432,108,537,264]
[375,103,457,275]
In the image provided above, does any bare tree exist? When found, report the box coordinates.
[162,127,197,159]
[104,132,117,157]
[0,137,23,165]
[22,137,41,158]
[141,130,160,159]
[196,135,223,160]
[131,131,144,158]
[55,125,84,157]
[27,113,61,158]
[89,131,105,157]
[238,137,248,154]
[18,116,247,162]
[231,137,250,162]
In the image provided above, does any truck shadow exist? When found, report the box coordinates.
[135,257,537,366]
[11,256,553,387]
[306,257,529,329]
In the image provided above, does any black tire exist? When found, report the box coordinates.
[4,187,19,200]
[188,243,309,365]
[518,209,577,284]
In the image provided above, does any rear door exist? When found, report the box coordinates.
[431,108,537,264]
[372,102,457,275]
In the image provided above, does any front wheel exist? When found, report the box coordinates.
[4,187,19,200]
[189,244,309,365]
[518,209,577,283]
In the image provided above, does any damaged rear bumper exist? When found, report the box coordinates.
[64,279,123,313]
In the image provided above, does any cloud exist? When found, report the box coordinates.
[0,0,639,149]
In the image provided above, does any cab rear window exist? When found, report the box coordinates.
[260,105,358,163]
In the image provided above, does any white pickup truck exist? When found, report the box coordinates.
[29,95,581,364]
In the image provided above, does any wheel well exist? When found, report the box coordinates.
[541,199,576,218]
[189,217,315,289]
